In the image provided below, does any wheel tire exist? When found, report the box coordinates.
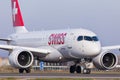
[19,68,24,73]
[76,66,81,73]
[83,68,91,74]
[25,68,31,73]
[70,66,76,73]
[86,69,91,74]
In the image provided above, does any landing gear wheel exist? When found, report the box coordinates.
[19,68,24,73]
[25,68,31,73]
[76,66,81,73]
[19,68,31,73]
[83,68,91,74]
[70,65,76,73]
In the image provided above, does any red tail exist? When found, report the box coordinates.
[11,0,28,33]
[11,0,24,27]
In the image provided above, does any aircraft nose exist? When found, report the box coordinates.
[90,46,101,56]
[83,43,101,57]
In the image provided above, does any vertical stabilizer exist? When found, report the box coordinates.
[11,0,28,33]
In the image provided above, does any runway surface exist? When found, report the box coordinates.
[0,73,120,78]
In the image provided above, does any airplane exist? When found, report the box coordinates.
[0,0,120,74]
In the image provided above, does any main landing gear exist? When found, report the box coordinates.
[70,59,92,74]
[70,65,91,74]
[19,67,31,73]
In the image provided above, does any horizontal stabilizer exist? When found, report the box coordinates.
[0,38,11,42]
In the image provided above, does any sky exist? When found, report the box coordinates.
[0,0,120,57]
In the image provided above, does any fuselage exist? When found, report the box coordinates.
[8,28,101,62]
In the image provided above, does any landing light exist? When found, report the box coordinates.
[59,57,62,60]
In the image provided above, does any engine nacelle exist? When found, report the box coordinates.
[93,50,118,70]
[8,49,34,68]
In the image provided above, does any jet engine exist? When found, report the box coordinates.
[8,49,34,68]
[93,50,118,70]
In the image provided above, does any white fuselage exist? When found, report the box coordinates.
[9,28,101,62]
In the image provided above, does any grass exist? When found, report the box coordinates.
[0,78,16,80]
[0,78,120,80]
[30,79,93,80]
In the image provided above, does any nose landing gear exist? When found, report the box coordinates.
[83,68,91,74]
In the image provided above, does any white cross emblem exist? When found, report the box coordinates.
[13,2,18,22]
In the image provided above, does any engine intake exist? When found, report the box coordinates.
[103,53,116,68]
[9,49,34,68]
[93,51,118,70]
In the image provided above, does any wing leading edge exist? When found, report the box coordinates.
[0,44,50,55]
[102,45,120,51]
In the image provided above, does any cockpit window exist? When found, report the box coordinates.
[77,36,99,42]
[84,36,93,41]
[77,36,83,41]
[92,36,99,41]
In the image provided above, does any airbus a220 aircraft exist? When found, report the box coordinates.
[0,0,120,74]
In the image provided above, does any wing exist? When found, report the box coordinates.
[0,44,50,56]
[102,45,120,50]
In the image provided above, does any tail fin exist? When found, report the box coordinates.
[11,0,28,33]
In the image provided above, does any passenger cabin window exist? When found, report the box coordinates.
[77,36,83,41]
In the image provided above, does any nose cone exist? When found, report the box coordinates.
[90,45,101,56]
[83,42,101,57]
